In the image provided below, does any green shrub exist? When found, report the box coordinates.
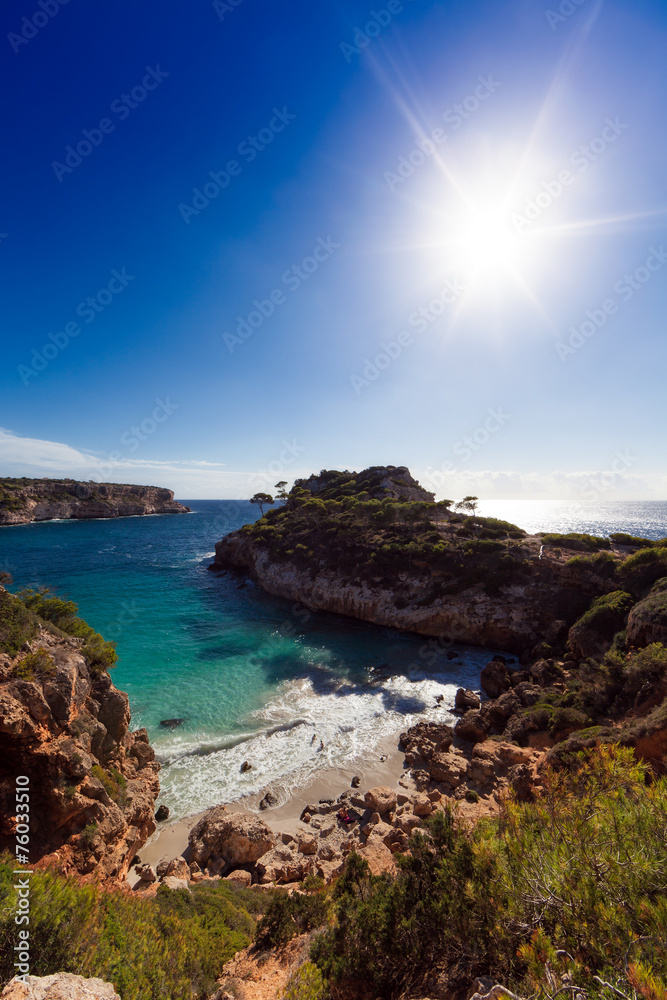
[620,547,667,595]
[566,550,617,577]
[281,962,327,1000]
[0,857,259,1000]
[610,532,654,548]
[311,810,509,999]
[569,590,634,639]
[0,589,38,656]
[256,890,329,949]
[80,822,98,847]
[17,588,117,672]
[12,647,56,681]
[541,532,611,552]
[91,766,127,806]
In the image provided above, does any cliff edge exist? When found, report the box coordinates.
[0,587,159,881]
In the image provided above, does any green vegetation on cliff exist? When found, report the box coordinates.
[0,860,264,1000]
[0,586,117,672]
[241,473,528,597]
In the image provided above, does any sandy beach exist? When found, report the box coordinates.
[131,732,408,878]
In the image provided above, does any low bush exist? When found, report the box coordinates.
[12,647,56,680]
[620,547,667,595]
[0,589,38,656]
[16,588,117,672]
[256,889,329,949]
[610,532,654,548]
[0,857,260,1000]
[565,550,617,577]
[541,532,611,552]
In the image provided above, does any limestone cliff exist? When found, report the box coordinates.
[208,467,638,654]
[0,479,190,526]
[211,531,609,653]
[0,619,159,881]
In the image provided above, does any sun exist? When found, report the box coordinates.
[455,205,525,278]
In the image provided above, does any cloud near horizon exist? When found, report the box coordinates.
[0,429,660,502]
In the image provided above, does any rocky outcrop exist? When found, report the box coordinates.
[0,627,160,881]
[188,807,276,873]
[627,586,667,648]
[0,479,190,526]
[296,465,436,503]
[1,974,119,999]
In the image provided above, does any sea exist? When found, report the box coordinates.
[1,498,665,821]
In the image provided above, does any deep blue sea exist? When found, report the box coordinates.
[1,498,665,819]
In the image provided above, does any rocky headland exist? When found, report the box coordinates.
[0,587,159,880]
[210,465,664,655]
[0,478,190,526]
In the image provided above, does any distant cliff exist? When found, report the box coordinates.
[0,478,190,526]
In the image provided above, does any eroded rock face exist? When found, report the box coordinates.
[210,534,574,652]
[0,480,190,526]
[188,807,276,871]
[0,629,160,882]
[1,974,120,1000]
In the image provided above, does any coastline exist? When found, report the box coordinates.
[132,732,407,875]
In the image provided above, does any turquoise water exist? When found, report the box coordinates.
[1,498,666,819]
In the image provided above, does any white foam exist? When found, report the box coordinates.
[157,645,492,820]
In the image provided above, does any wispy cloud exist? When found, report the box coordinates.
[0,429,309,498]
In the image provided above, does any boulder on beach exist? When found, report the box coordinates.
[364,786,397,816]
[455,687,481,712]
[454,711,490,744]
[188,806,276,869]
[480,660,510,699]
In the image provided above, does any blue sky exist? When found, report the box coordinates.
[1,0,665,501]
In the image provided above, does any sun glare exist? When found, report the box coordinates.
[456,206,524,277]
